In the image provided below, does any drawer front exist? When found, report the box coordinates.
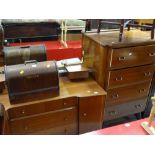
[106,81,151,106]
[31,124,78,135]
[110,45,155,69]
[107,65,154,89]
[9,107,78,135]
[104,98,147,121]
[8,97,77,119]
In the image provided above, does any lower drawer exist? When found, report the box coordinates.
[104,98,147,121]
[9,107,78,135]
[31,124,77,135]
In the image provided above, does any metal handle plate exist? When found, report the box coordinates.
[112,94,119,99]
[119,56,126,61]
[144,72,151,77]
[149,52,155,57]
[109,111,117,116]
[139,88,146,93]
[135,104,142,109]
[115,77,123,81]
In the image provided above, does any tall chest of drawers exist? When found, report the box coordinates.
[83,30,155,121]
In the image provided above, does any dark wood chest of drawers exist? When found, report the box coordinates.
[83,30,155,121]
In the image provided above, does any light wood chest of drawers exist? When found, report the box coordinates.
[83,30,155,121]
[0,77,106,135]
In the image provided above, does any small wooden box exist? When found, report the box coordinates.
[65,65,89,80]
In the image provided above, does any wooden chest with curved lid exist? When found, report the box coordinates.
[5,60,59,103]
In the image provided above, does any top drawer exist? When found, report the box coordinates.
[109,45,155,69]
[7,97,77,119]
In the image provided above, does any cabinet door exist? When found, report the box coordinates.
[79,96,105,134]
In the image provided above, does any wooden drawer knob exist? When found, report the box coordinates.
[63,102,67,106]
[83,113,87,117]
[118,56,126,61]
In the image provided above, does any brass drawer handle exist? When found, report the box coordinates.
[109,111,117,116]
[118,56,126,61]
[112,94,119,99]
[135,104,143,109]
[144,72,151,77]
[115,77,123,81]
[149,52,155,57]
[139,88,146,93]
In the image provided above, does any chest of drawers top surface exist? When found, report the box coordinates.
[84,29,155,48]
[0,77,106,110]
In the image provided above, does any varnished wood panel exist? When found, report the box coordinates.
[30,124,78,135]
[106,81,151,106]
[83,30,155,48]
[83,34,108,88]
[9,107,77,135]
[8,97,77,119]
[104,98,147,121]
[0,77,106,135]
[107,65,155,89]
[83,30,155,121]
[79,95,105,134]
[110,45,155,69]
[1,77,106,110]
